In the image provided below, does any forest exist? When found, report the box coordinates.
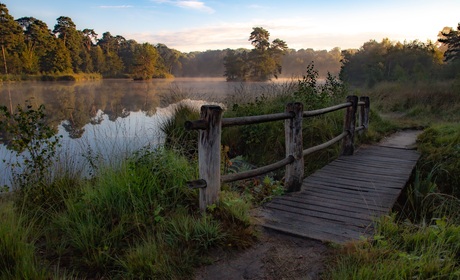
[0,3,346,81]
[3,2,459,83]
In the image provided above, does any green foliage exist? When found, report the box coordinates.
[293,62,347,109]
[223,93,287,166]
[363,81,460,126]
[208,191,255,249]
[31,148,247,278]
[341,39,444,87]
[224,27,288,81]
[45,150,155,273]
[131,43,160,80]
[404,168,440,222]
[160,103,200,159]
[0,100,62,221]
[0,202,48,279]
[438,23,460,62]
[326,215,460,279]
[417,123,460,196]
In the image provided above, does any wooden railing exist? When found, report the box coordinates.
[185,95,370,211]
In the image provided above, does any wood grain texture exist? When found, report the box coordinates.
[259,145,420,244]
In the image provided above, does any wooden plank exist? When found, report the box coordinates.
[260,208,370,241]
[268,197,378,220]
[311,171,409,186]
[304,177,405,194]
[281,192,389,214]
[260,143,420,244]
[326,161,415,173]
[301,182,400,202]
[263,220,352,244]
[264,200,373,227]
[260,207,371,234]
[312,169,409,184]
[297,190,390,211]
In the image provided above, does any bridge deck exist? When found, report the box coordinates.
[258,141,420,244]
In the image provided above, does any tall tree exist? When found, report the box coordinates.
[0,3,24,74]
[97,32,124,76]
[16,17,55,73]
[438,23,460,62]
[132,43,159,80]
[156,43,182,75]
[224,27,288,81]
[223,49,249,81]
[53,16,82,72]
[41,39,72,73]
[249,27,270,51]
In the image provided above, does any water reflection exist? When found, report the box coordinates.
[0,78,294,187]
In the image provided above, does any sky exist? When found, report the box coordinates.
[3,0,460,53]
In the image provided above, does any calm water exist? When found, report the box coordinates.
[0,78,294,186]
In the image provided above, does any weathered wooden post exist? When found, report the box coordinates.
[342,95,358,155]
[359,96,370,133]
[285,102,304,192]
[198,105,223,211]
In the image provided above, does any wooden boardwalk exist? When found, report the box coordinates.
[259,137,421,244]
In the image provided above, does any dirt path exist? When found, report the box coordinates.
[377,129,422,149]
[195,227,333,280]
[195,130,422,280]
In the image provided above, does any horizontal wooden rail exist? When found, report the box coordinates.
[303,102,351,117]
[222,155,295,183]
[222,112,294,127]
[302,131,348,157]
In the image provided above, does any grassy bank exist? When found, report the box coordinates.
[325,80,460,279]
[0,72,103,82]
[1,148,254,279]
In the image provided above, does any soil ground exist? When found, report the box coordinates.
[195,226,334,280]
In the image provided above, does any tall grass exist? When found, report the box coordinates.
[363,80,460,124]
[326,215,460,280]
[0,201,48,279]
[2,147,254,278]
[417,123,460,195]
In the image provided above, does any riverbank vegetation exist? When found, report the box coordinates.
[324,24,460,278]
[0,102,255,278]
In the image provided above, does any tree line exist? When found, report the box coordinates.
[340,24,460,87]
[0,3,343,81]
[2,2,459,83]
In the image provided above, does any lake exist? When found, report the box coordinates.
[0,78,295,187]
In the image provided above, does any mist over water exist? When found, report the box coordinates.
[0,78,294,187]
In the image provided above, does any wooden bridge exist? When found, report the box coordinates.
[258,138,420,244]
[186,96,420,244]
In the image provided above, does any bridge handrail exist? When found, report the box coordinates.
[185,95,370,210]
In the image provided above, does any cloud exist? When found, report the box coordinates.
[99,5,133,9]
[152,0,214,14]
[126,16,431,53]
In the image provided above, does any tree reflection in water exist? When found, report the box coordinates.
[0,77,292,187]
